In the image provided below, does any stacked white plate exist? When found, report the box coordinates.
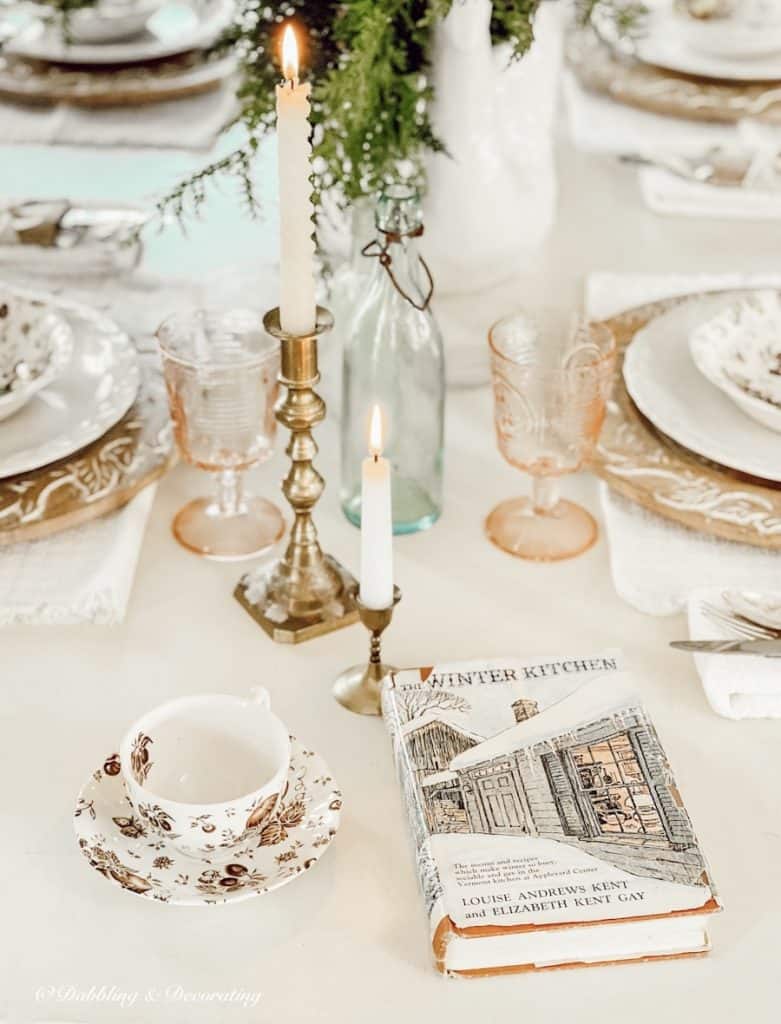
[4,0,234,68]
[632,1,781,82]
[623,290,781,484]
[0,282,140,479]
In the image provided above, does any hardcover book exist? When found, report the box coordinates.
[382,653,721,977]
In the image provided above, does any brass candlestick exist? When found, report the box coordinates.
[234,306,359,643]
[333,585,401,715]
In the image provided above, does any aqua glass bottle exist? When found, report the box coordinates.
[340,184,445,534]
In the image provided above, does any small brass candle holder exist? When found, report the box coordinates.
[333,585,402,716]
[234,306,359,643]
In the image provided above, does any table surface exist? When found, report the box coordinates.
[2,125,781,1024]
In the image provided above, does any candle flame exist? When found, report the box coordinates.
[282,25,299,84]
[369,404,383,458]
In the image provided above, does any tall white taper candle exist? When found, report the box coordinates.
[360,405,394,610]
[276,25,317,337]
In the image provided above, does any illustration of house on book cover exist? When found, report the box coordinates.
[411,700,705,887]
[383,660,715,928]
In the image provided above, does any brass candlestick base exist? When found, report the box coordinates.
[234,306,359,644]
[333,586,401,716]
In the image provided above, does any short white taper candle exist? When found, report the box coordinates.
[359,405,394,610]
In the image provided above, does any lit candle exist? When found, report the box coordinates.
[276,24,317,336]
[360,405,394,610]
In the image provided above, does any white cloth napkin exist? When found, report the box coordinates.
[600,485,781,616]
[590,271,781,717]
[687,589,781,720]
[0,486,156,625]
[0,78,238,151]
[564,72,781,218]
[638,167,781,219]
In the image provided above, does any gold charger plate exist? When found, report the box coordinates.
[0,363,173,545]
[567,32,781,125]
[592,291,781,550]
[0,51,236,108]
[0,297,174,545]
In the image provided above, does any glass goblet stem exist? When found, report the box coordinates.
[215,469,246,518]
[532,476,559,515]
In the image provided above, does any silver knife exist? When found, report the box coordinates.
[620,153,720,185]
[671,639,781,657]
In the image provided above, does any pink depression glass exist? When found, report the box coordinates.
[157,309,284,561]
[486,311,616,562]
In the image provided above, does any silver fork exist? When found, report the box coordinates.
[700,601,781,641]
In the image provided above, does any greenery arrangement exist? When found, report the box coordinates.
[44,0,644,220]
[157,0,642,224]
[159,0,645,223]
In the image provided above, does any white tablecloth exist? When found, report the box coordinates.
[1,136,779,1024]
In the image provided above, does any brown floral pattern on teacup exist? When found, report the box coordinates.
[245,792,279,832]
[259,820,286,846]
[74,797,95,820]
[256,795,307,847]
[79,839,152,896]
[130,732,153,785]
[112,815,147,839]
[103,753,121,777]
[189,813,218,834]
[138,802,177,837]
[195,863,268,898]
[279,800,305,828]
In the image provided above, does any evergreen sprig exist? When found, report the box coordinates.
[314,0,444,201]
[489,0,540,59]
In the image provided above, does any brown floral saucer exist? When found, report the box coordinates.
[73,738,342,906]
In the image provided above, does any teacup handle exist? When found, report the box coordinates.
[250,686,271,710]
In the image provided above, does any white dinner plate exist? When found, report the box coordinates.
[634,6,781,82]
[5,0,233,67]
[0,285,139,479]
[623,293,781,484]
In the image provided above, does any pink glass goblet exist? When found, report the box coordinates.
[157,308,284,561]
[486,311,616,562]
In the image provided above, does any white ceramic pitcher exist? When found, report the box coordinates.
[422,0,561,298]
[420,1,563,385]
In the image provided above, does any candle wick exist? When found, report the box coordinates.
[373,453,379,463]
